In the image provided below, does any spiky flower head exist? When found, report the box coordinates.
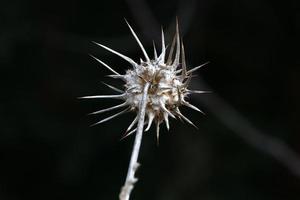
[81,20,208,141]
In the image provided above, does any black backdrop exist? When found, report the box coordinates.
[0,0,299,199]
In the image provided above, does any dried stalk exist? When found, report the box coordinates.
[119,82,150,200]
[83,21,206,199]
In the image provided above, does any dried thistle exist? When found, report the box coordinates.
[81,19,209,200]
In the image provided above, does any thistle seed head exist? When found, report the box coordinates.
[82,20,209,140]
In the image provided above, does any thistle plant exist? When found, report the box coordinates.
[81,19,208,200]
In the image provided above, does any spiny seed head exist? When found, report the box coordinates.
[81,20,209,140]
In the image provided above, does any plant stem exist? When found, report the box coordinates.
[119,82,150,200]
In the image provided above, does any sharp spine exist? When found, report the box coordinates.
[126,116,138,132]
[121,127,137,140]
[121,121,148,140]
[102,82,123,93]
[172,18,180,67]
[175,108,198,129]
[92,41,137,67]
[107,74,126,80]
[153,41,158,60]
[79,93,126,99]
[187,90,211,94]
[89,54,120,75]
[160,101,176,119]
[91,108,130,126]
[183,101,205,115]
[145,112,155,131]
[187,61,210,74]
[89,102,128,115]
[125,19,150,62]
[167,34,176,65]
[156,122,160,145]
[181,41,187,80]
[182,74,192,88]
[160,27,166,63]
[163,112,170,130]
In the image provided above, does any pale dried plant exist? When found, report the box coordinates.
[80,19,209,200]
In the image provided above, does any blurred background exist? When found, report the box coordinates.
[0,0,299,199]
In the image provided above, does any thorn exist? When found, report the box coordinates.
[120,127,137,140]
[163,112,170,130]
[145,112,155,131]
[175,108,198,129]
[167,34,176,65]
[160,101,176,119]
[182,74,192,88]
[90,108,130,126]
[78,93,126,99]
[126,86,138,92]
[120,121,148,140]
[89,54,120,75]
[107,74,126,81]
[126,116,138,132]
[92,41,137,67]
[177,86,183,104]
[101,82,123,93]
[153,41,158,60]
[181,41,187,80]
[183,101,205,115]
[156,122,161,146]
[161,27,166,62]
[175,69,182,74]
[88,102,128,115]
[187,90,212,94]
[172,18,180,67]
[187,61,210,74]
[124,19,150,62]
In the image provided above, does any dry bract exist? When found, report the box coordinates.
[81,20,208,142]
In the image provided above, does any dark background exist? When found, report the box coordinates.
[0,0,299,199]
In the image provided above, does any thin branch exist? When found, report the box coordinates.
[119,82,150,200]
[191,79,300,178]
